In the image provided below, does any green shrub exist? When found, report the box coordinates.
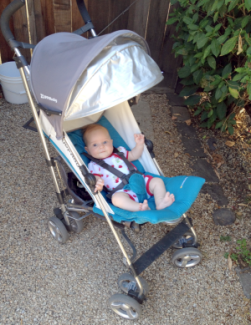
[167,0,251,133]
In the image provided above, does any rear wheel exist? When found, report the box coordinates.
[171,247,202,268]
[48,216,69,244]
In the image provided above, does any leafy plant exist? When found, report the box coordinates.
[167,0,251,134]
[225,239,251,266]
[220,235,231,242]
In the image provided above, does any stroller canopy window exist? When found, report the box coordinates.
[30,31,163,139]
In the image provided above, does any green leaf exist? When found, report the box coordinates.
[166,18,178,25]
[208,109,214,117]
[207,56,216,69]
[220,36,238,56]
[201,111,208,122]
[241,16,250,28]
[232,73,245,81]
[245,0,251,11]
[193,70,203,84]
[197,36,209,49]
[227,80,239,89]
[228,0,238,11]
[176,48,189,55]
[211,39,221,57]
[228,126,234,135]
[188,24,199,30]
[180,77,195,86]
[179,85,199,96]
[170,0,178,4]
[194,107,203,116]
[213,12,219,23]
[183,16,193,24]
[200,20,209,28]
[217,102,227,119]
[247,83,251,99]
[215,121,223,129]
[215,88,222,100]
[222,63,232,78]
[214,23,222,32]
[190,62,201,73]
[178,65,191,78]
[203,45,211,59]
[247,46,251,55]
[184,95,201,105]
[229,87,239,98]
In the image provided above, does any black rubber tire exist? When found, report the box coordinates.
[48,216,69,244]
[171,247,202,268]
[108,294,142,320]
[117,273,149,296]
[69,212,84,233]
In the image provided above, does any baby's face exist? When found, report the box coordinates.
[85,128,113,159]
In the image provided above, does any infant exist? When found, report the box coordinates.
[83,124,175,212]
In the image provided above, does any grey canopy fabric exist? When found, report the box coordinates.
[30,31,156,139]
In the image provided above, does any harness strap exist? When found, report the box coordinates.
[82,148,143,199]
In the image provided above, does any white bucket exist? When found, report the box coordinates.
[0,61,29,104]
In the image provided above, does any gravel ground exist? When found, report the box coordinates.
[0,93,250,325]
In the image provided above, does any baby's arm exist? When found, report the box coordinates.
[94,176,104,193]
[128,134,145,162]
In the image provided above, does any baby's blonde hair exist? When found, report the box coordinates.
[83,124,110,145]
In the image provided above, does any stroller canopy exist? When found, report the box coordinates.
[30,30,163,139]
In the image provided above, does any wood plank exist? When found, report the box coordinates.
[53,0,71,33]
[34,0,46,43]
[145,0,170,64]
[160,3,182,89]
[88,0,111,36]
[0,0,14,63]
[40,0,55,35]
[13,1,31,63]
[127,0,151,38]
[72,0,89,38]
[108,0,131,33]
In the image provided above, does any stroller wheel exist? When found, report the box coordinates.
[69,212,84,233]
[108,294,142,320]
[118,273,149,296]
[172,231,194,249]
[48,217,69,244]
[171,247,202,268]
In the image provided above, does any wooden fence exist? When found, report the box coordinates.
[0,0,182,89]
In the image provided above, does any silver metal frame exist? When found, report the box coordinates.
[16,47,144,299]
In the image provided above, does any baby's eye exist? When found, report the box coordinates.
[103,141,108,145]
[93,144,97,147]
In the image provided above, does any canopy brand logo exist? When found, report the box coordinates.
[40,94,57,103]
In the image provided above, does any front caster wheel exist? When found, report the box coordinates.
[108,294,142,320]
[117,273,149,296]
[69,212,84,233]
[48,217,69,244]
[171,247,202,268]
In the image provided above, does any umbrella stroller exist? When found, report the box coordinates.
[1,0,205,320]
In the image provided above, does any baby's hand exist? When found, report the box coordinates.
[134,133,145,145]
[95,177,104,193]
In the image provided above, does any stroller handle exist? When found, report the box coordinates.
[1,0,35,50]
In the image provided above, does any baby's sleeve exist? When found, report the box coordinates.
[117,146,129,159]
[88,161,102,177]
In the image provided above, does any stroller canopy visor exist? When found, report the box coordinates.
[30,31,163,139]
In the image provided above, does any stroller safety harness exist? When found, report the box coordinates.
[1,0,205,320]
[82,148,144,200]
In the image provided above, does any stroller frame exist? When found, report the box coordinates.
[1,0,201,320]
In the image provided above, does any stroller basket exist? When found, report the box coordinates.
[1,0,205,320]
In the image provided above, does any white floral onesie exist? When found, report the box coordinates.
[88,146,153,202]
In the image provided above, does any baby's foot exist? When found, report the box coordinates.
[139,200,150,211]
[156,192,175,210]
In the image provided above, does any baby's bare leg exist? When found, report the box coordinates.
[149,178,175,210]
[112,192,149,212]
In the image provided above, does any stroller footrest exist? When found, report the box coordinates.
[132,221,190,275]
